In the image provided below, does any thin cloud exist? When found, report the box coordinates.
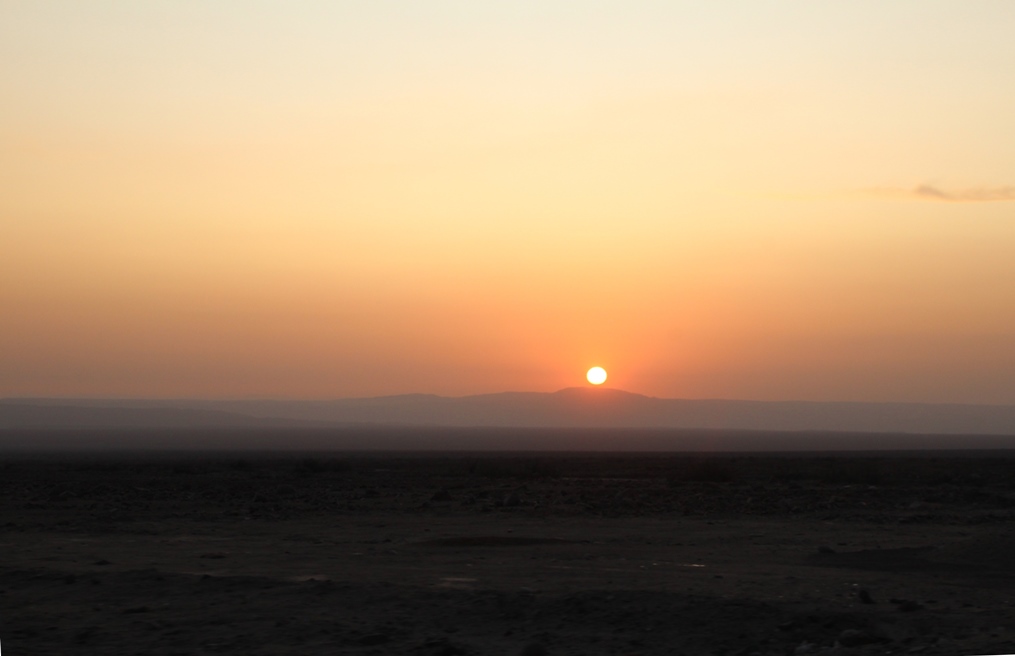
[854,184,1015,202]
[912,184,1015,202]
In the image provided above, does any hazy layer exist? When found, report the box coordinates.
[5,389,1015,444]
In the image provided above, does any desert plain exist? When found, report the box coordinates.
[1,442,1014,655]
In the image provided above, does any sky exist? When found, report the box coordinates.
[3,1,1015,403]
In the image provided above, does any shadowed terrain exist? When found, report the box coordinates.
[1,447,1015,654]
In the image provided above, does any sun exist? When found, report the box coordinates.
[586,366,607,385]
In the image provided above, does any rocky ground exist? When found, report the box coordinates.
[1,450,1014,655]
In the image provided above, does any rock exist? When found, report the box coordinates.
[890,597,923,611]
[817,546,836,554]
[858,589,875,604]
[431,488,452,502]
[520,643,548,656]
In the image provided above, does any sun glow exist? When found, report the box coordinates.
[586,367,607,385]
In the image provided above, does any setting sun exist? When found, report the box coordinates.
[586,367,607,386]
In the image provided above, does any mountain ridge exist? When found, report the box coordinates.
[4,389,1015,435]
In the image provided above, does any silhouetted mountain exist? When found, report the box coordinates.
[4,390,1015,435]
[193,388,1015,434]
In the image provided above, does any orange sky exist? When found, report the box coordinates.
[3,2,1015,402]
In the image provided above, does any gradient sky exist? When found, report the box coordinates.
[3,1,1015,402]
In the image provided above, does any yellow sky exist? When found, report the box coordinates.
[3,2,1015,402]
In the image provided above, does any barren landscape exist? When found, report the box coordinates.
[2,445,1014,655]
[7,2,1015,654]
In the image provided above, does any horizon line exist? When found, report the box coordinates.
[4,390,1015,408]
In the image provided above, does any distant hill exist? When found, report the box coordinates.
[198,388,1015,434]
[5,388,1015,435]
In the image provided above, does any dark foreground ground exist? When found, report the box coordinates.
[1,448,1014,655]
